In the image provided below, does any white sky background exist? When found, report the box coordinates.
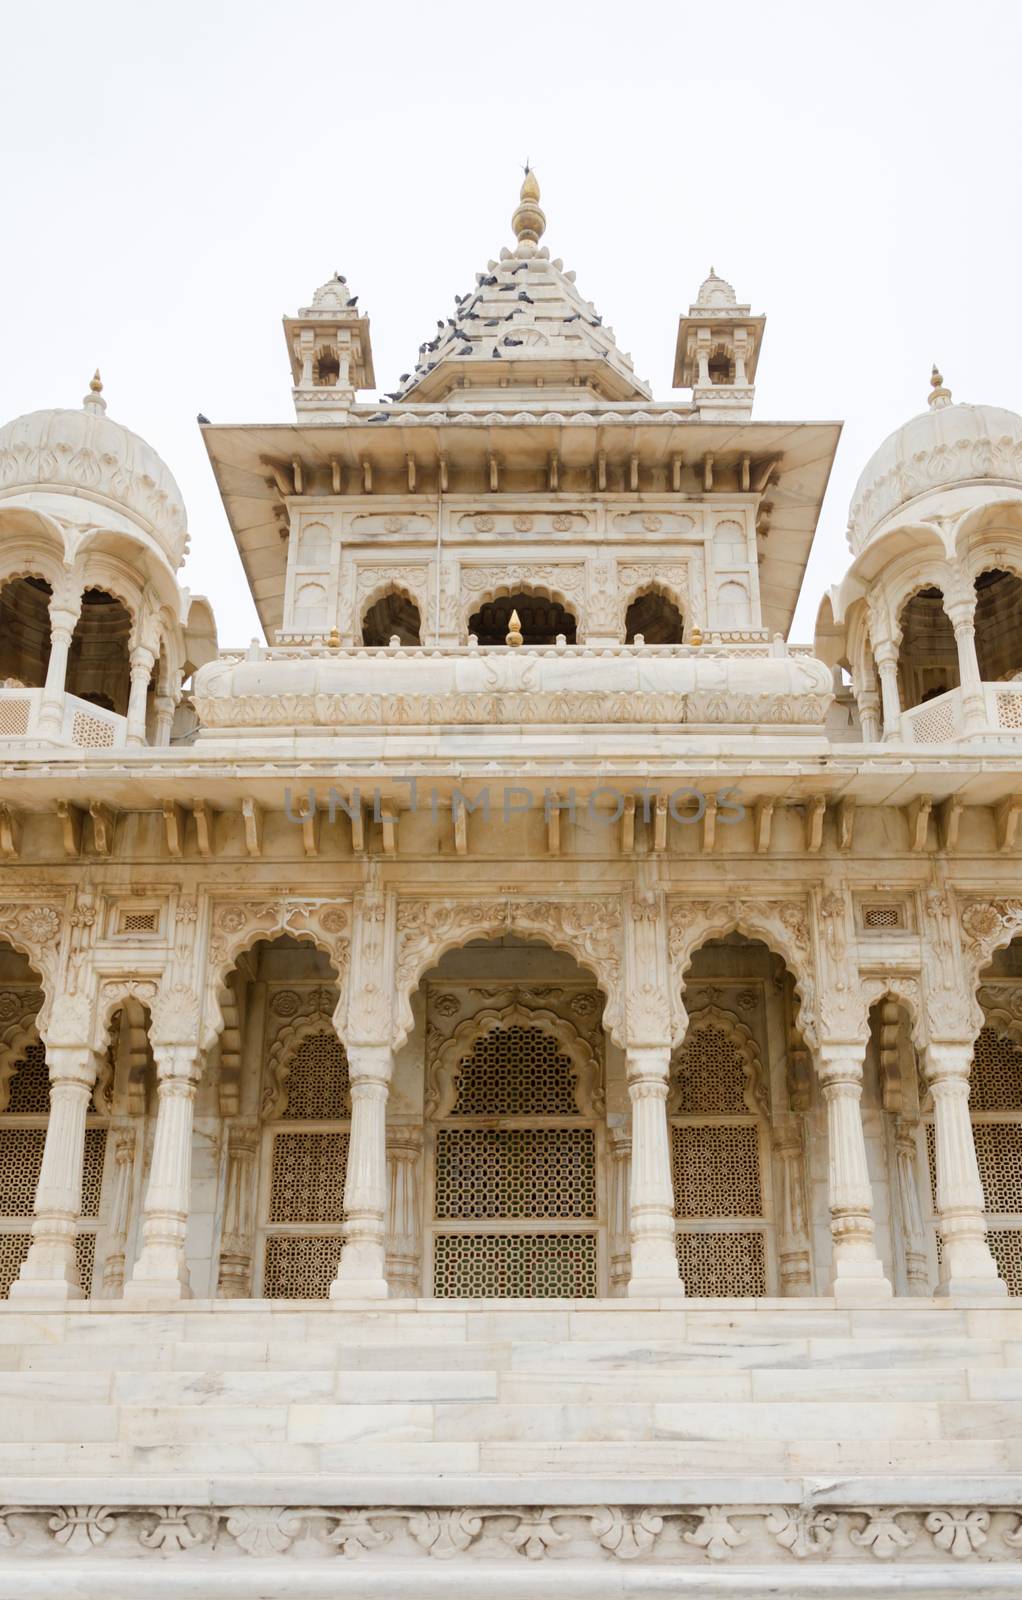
[2,0,1019,646]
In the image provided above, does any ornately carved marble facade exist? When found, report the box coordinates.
[3,173,1022,1595]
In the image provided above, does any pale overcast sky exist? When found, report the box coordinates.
[2,0,1018,644]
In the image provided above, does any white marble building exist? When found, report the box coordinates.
[2,172,1022,1593]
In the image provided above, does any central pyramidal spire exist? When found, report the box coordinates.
[397,169,650,406]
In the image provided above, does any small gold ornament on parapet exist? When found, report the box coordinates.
[689,624,703,647]
[506,609,524,647]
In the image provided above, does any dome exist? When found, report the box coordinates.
[0,378,188,568]
[848,377,1022,554]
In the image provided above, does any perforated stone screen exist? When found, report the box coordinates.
[433,1231,598,1297]
[0,1232,97,1299]
[435,1127,596,1220]
[268,1130,348,1223]
[0,699,30,737]
[263,1235,342,1299]
[70,708,116,749]
[0,1124,107,1218]
[996,692,1022,730]
[672,1027,748,1114]
[281,1032,351,1120]
[452,1025,578,1116]
[988,1228,1022,1294]
[862,904,904,930]
[671,1124,763,1218]
[675,1229,767,1295]
[971,1027,1022,1111]
[973,1123,1022,1214]
[911,700,956,743]
[0,1128,46,1215]
[6,1044,49,1113]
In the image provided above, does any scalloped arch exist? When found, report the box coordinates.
[670,1002,768,1116]
[427,1001,604,1119]
[669,902,817,1050]
[262,1013,350,1120]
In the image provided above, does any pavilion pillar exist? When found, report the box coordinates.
[926,1041,1006,1296]
[818,1039,892,1301]
[10,1045,99,1301]
[124,1041,202,1300]
[331,1044,392,1299]
[626,1045,684,1296]
[36,599,81,739]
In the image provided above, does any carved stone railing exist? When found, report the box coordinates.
[0,688,126,750]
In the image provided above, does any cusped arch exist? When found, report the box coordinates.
[464,582,579,643]
[669,1002,768,1116]
[358,582,423,647]
[205,902,351,1050]
[0,1016,42,1110]
[394,898,623,1048]
[953,496,1022,567]
[262,1013,350,1120]
[621,580,686,643]
[427,1001,604,1119]
[668,900,817,1048]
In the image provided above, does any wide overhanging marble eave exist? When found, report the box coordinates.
[2,746,1022,812]
[202,416,842,638]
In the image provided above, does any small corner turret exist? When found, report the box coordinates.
[283,273,375,418]
[673,269,765,420]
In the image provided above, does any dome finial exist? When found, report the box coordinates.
[83,368,107,414]
[511,165,545,257]
[929,363,952,410]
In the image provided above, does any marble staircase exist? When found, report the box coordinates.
[1,1298,1021,1595]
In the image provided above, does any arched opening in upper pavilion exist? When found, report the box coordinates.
[468,590,577,646]
[974,568,1022,682]
[361,588,422,647]
[896,586,959,710]
[0,576,52,690]
[66,587,134,714]
[624,587,685,644]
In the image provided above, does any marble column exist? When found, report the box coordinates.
[947,601,987,734]
[124,1042,202,1300]
[125,644,156,747]
[100,1127,137,1296]
[10,1044,99,1300]
[385,1126,423,1297]
[855,685,881,745]
[773,1118,813,1295]
[926,1042,1007,1296]
[608,1124,632,1296]
[874,642,903,740]
[893,1116,930,1295]
[625,1046,684,1297]
[217,1120,259,1298]
[331,1044,391,1300]
[818,1041,892,1301]
[36,601,80,738]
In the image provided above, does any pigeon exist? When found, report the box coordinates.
[484,319,498,327]
[399,373,411,381]
[367,412,389,422]
[512,262,528,274]
[503,336,523,347]
[334,273,347,283]
[491,347,502,358]
[480,274,498,285]
[383,391,402,401]
[196,412,211,424]
[458,346,472,356]
[518,291,534,303]
[455,293,467,305]
[499,284,515,292]
[565,312,581,323]
[349,296,358,307]
[590,314,602,326]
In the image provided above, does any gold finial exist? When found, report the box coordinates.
[83,368,107,414]
[689,623,703,648]
[506,608,524,647]
[928,363,952,411]
[512,167,546,255]
[327,626,340,649]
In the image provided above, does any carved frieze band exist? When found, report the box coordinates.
[1,1502,1013,1564]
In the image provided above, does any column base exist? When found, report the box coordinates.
[831,1260,893,1303]
[329,1277,389,1301]
[627,1276,686,1299]
[122,1280,192,1304]
[8,1275,83,1303]
[936,1275,1009,1298]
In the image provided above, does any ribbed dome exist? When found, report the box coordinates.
[0,390,188,568]
[848,396,1022,554]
